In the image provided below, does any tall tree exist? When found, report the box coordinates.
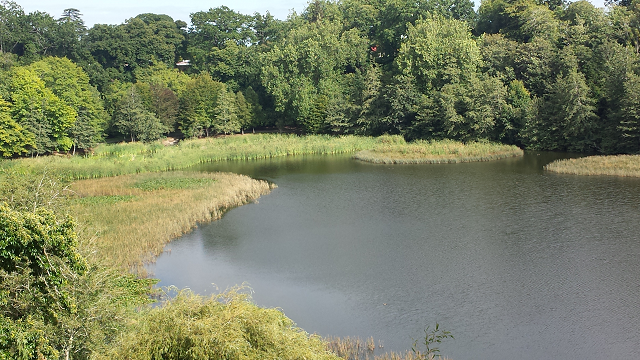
[396,14,481,94]
[528,70,598,152]
[113,86,166,142]
[178,73,225,137]
[616,72,640,152]
[261,19,368,131]
[9,67,76,154]
[0,98,35,157]
[27,57,107,151]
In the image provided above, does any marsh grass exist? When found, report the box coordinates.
[68,171,274,274]
[327,337,450,360]
[132,177,216,191]
[545,155,640,177]
[354,136,523,164]
[2,134,378,180]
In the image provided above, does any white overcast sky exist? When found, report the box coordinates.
[13,0,608,27]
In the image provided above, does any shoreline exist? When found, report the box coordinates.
[69,171,275,275]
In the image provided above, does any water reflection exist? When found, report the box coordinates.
[149,152,640,360]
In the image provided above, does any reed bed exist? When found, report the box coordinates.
[354,137,523,164]
[544,154,640,177]
[2,134,378,180]
[68,171,275,274]
[326,337,450,360]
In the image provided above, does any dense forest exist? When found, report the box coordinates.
[1,0,640,158]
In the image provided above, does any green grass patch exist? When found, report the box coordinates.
[132,177,215,191]
[354,136,523,164]
[74,194,138,205]
[545,154,640,177]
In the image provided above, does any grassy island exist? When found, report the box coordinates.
[353,136,523,164]
[544,155,640,177]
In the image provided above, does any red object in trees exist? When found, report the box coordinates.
[371,46,377,52]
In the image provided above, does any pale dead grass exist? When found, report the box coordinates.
[69,171,275,275]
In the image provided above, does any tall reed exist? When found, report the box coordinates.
[545,154,640,177]
[326,337,450,360]
[2,134,378,180]
[354,137,523,164]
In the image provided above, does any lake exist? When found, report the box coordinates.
[148,152,640,360]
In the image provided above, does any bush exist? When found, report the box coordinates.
[105,287,340,360]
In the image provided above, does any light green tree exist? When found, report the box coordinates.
[261,19,368,132]
[9,66,76,154]
[178,73,225,137]
[213,86,240,135]
[0,98,35,157]
[396,13,481,94]
[28,57,107,152]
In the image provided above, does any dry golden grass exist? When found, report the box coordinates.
[545,155,640,177]
[326,336,451,360]
[68,171,274,274]
[354,138,523,164]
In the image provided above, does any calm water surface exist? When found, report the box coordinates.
[148,152,640,360]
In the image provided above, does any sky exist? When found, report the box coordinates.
[14,0,608,27]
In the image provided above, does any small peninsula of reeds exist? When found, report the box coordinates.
[69,171,275,274]
[353,136,523,164]
[545,155,640,177]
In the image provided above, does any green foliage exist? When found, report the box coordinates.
[0,205,85,359]
[73,194,138,205]
[526,69,598,152]
[214,86,240,134]
[104,287,339,360]
[27,57,107,151]
[261,19,368,132]
[397,14,481,94]
[0,168,69,213]
[133,177,215,191]
[437,75,508,141]
[0,98,35,157]
[133,63,191,96]
[113,86,167,142]
[9,66,77,154]
[178,73,226,137]
[617,72,640,152]
[188,7,256,71]
[85,14,184,78]
[235,90,253,131]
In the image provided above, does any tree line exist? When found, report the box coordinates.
[1,0,640,157]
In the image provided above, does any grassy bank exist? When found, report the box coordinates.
[1,134,378,180]
[545,155,640,177]
[354,136,523,164]
[69,171,274,274]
